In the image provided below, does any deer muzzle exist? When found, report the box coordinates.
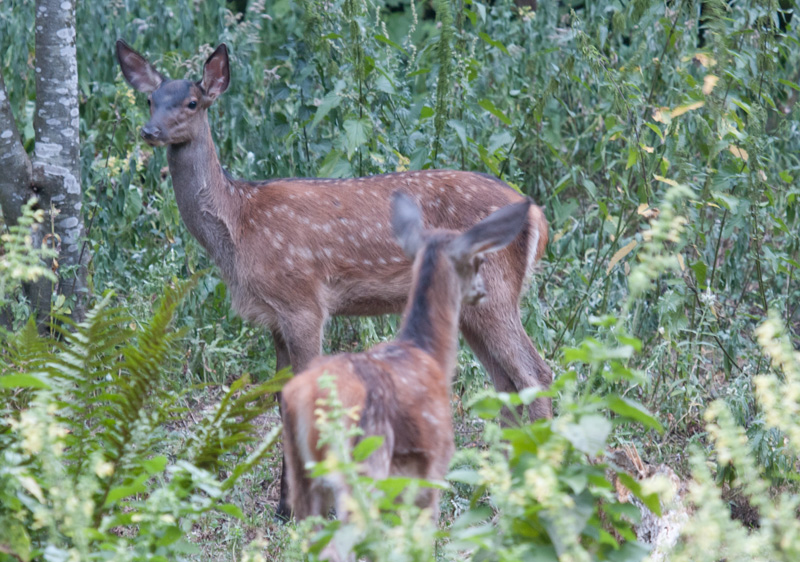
[141,123,165,146]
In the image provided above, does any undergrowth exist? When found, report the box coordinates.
[1,0,799,560]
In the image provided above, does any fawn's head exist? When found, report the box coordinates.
[391,192,531,307]
[116,40,229,146]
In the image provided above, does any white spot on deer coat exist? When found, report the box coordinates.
[1,130,12,139]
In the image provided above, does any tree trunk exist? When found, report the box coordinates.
[0,0,87,325]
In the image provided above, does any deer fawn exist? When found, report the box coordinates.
[116,41,551,518]
[282,193,531,559]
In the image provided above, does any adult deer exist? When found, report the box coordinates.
[282,193,531,560]
[116,40,551,518]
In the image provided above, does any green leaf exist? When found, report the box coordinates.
[478,32,509,55]
[606,395,664,432]
[469,394,503,420]
[353,435,384,462]
[310,92,341,130]
[560,415,611,455]
[626,146,638,169]
[407,67,430,78]
[0,373,50,390]
[448,119,467,147]
[104,474,149,506]
[375,74,396,95]
[518,387,541,405]
[605,540,651,562]
[141,456,168,475]
[447,468,481,485]
[478,99,512,126]
[583,178,597,198]
[420,105,434,119]
[318,149,352,178]
[691,259,708,287]
[155,525,183,547]
[0,515,32,562]
[374,34,407,55]
[617,473,662,516]
[488,130,514,154]
[343,118,373,158]
[644,122,664,141]
[217,503,244,520]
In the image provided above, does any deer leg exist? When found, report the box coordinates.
[280,308,325,372]
[273,328,291,373]
[273,329,294,521]
[275,312,326,521]
[461,307,553,420]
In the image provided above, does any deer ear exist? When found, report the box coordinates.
[116,39,163,93]
[201,44,230,101]
[391,191,425,259]
[451,199,531,261]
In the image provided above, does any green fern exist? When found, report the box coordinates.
[189,367,290,471]
[0,276,283,559]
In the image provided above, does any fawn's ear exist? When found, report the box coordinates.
[116,40,164,93]
[201,44,230,102]
[451,199,531,261]
[391,191,425,259]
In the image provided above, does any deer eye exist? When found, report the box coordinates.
[187,100,197,109]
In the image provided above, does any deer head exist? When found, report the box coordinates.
[116,40,229,146]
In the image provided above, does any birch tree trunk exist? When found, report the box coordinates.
[0,0,87,324]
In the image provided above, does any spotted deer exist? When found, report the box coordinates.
[116,40,551,519]
[281,193,532,559]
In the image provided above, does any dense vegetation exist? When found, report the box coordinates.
[1,0,799,560]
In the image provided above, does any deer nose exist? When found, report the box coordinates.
[141,125,161,141]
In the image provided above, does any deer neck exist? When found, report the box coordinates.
[398,248,461,379]
[166,120,239,281]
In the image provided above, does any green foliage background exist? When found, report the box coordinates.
[1,0,800,559]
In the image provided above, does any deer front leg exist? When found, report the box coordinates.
[273,328,293,521]
[273,328,291,373]
[275,310,326,521]
[280,308,326,372]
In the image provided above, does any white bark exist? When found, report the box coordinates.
[0,0,87,322]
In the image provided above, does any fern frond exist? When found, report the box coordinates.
[188,367,290,471]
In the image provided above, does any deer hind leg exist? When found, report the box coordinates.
[461,306,553,420]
